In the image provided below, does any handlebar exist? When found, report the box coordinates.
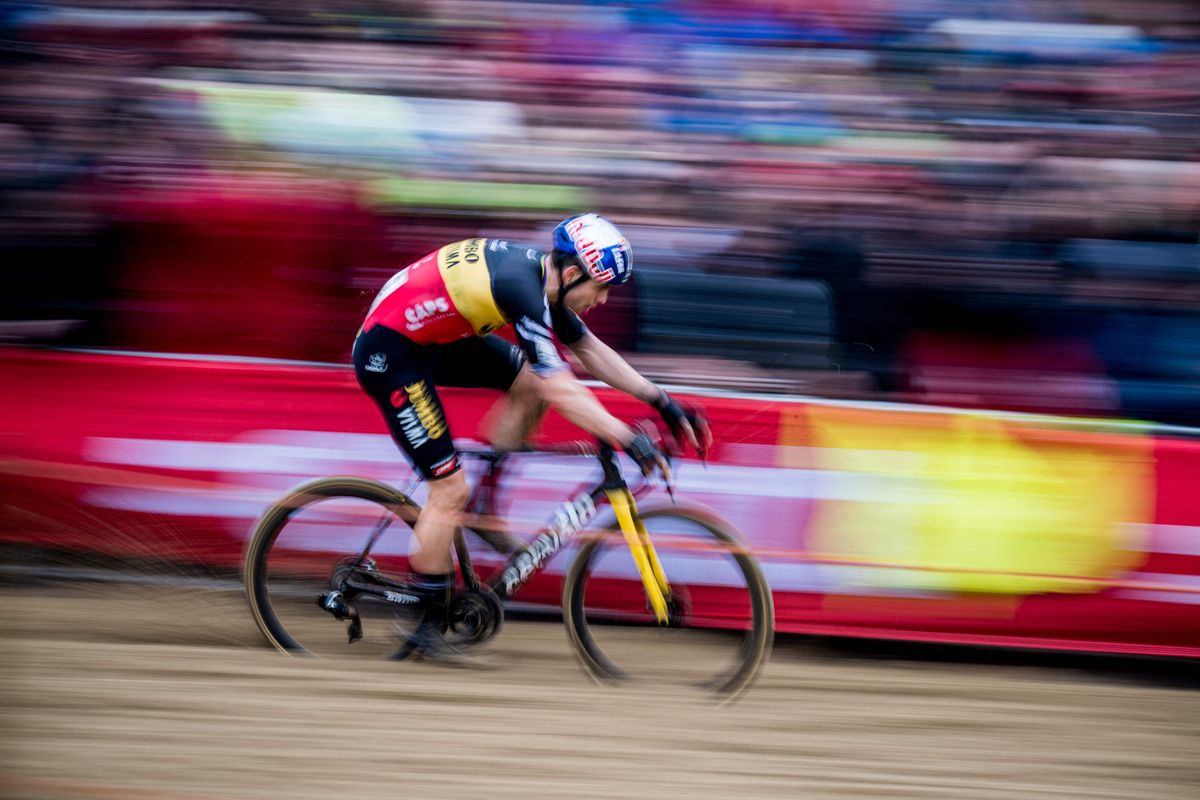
[599,438,676,501]
[459,419,680,498]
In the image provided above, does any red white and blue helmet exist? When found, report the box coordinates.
[552,213,633,286]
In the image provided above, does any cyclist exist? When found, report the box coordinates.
[351,213,711,662]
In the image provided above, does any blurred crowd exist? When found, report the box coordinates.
[2,0,1199,424]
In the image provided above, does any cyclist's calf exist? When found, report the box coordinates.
[410,470,471,574]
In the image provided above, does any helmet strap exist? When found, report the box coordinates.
[555,260,590,313]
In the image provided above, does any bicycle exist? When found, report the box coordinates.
[243,434,775,699]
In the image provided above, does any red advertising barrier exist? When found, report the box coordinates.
[3,347,1199,657]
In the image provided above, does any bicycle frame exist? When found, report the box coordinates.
[430,443,675,625]
[246,442,772,697]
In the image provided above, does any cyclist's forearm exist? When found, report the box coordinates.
[569,333,660,404]
[537,369,634,446]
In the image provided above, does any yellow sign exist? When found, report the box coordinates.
[780,406,1153,594]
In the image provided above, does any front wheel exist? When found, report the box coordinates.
[562,505,774,700]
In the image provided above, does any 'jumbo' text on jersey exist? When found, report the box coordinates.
[361,238,588,375]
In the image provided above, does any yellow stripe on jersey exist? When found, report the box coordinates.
[437,238,506,335]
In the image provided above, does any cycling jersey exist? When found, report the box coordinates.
[353,326,523,479]
[362,238,588,376]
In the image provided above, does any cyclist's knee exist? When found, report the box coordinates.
[509,367,549,413]
[509,364,538,395]
[425,469,470,510]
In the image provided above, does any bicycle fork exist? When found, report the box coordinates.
[606,489,672,625]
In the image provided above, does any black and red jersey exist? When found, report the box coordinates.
[361,238,588,375]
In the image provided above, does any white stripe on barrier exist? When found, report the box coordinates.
[58,347,1200,437]
[82,434,946,515]
[1128,524,1200,557]
[1117,572,1200,605]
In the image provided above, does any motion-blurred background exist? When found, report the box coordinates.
[3,0,1198,424]
[3,6,1200,798]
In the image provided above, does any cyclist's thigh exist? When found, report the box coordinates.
[353,325,460,479]
[431,334,526,391]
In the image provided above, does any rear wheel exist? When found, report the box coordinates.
[243,477,424,659]
[563,505,774,700]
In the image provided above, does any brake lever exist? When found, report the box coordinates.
[662,456,677,505]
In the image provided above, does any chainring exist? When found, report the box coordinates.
[447,585,505,645]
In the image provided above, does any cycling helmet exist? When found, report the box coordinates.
[552,213,633,286]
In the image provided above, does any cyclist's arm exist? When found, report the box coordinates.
[492,264,636,447]
[571,331,709,454]
[567,331,660,405]
[535,368,635,447]
[511,317,634,446]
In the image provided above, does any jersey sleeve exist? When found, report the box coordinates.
[549,305,589,346]
[514,300,571,376]
[491,250,571,376]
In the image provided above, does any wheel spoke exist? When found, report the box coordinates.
[244,478,424,659]
[564,507,773,699]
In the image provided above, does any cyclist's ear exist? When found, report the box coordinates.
[554,251,585,283]
[559,264,578,283]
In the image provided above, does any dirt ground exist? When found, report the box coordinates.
[2,581,1198,800]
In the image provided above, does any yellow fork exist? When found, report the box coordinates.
[606,489,671,624]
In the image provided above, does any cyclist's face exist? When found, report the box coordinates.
[566,278,610,315]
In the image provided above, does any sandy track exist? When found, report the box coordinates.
[2,583,1198,800]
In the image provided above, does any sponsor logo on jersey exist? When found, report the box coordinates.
[406,380,447,440]
[389,388,407,408]
[442,238,484,269]
[396,406,430,449]
[365,353,388,373]
[437,238,505,337]
[430,455,459,477]
[404,297,451,330]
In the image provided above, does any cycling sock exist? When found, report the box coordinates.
[410,571,455,627]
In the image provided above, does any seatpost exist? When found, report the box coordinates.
[470,451,506,517]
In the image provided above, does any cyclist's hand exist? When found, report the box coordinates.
[624,430,672,482]
[652,390,714,457]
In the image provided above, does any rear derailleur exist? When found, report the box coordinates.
[317,589,363,644]
[318,556,380,644]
